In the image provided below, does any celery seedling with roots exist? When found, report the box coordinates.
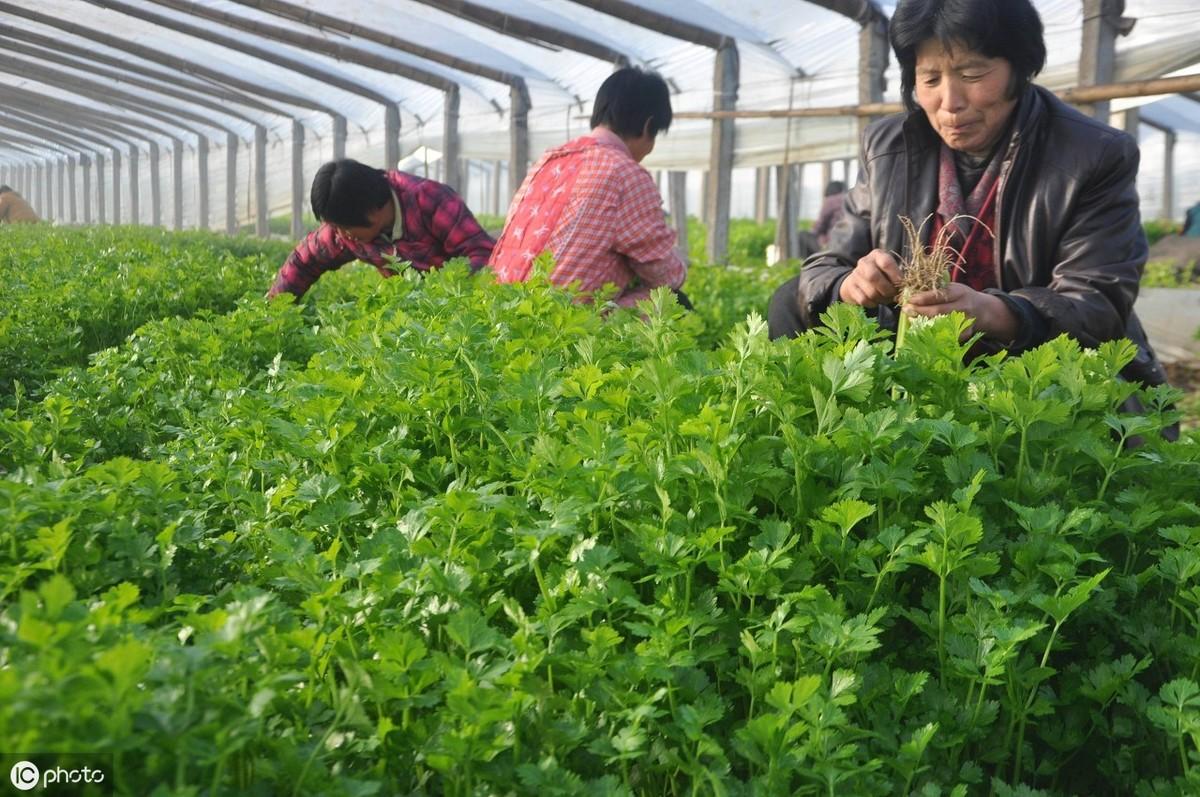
[893,213,985,351]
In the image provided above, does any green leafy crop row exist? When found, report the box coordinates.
[0,225,291,404]
[1,233,1199,796]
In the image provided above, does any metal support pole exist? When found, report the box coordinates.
[198,135,210,230]
[754,166,770,224]
[255,125,268,237]
[773,164,800,261]
[150,141,162,227]
[1078,0,1132,123]
[112,148,122,225]
[510,82,531,197]
[859,15,889,139]
[96,153,106,224]
[129,145,140,225]
[1163,130,1176,221]
[669,171,689,264]
[173,142,184,230]
[385,104,401,169]
[333,114,347,161]
[44,162,53,219]
[68,156,77,223]
[82,154,92,224]
[491,160,503,215]
[706,41,739,263]
[443,85,461,191]
[291,120,305,239]
[226,132,238,235]
[56,158,65,221]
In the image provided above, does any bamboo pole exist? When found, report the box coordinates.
[672,74,1200,120]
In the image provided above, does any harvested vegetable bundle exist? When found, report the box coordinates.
[894,213,989,350]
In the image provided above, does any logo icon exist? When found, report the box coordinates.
[9,761,39,791]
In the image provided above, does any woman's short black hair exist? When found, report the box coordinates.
[310,159,392,227]
[590,66,673,138]
[890,0,1046,111]
[824,180,846,197]
[0,185,12,195]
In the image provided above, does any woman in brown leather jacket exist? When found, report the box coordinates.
[767,0,1169,392]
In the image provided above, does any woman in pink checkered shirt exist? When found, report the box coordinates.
[489,67,689,310]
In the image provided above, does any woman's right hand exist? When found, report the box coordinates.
[838,249,903,308]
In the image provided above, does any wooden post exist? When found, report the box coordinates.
[149,141,162,227]
[820,161,833,195]
[754,166,770,224]
[796,162,809,221]
[291,120,305,239]
[1078,0,1131,124]
[226,132,238,235]
[510,81,531,197]
[669,171,689,263]
[701,171,711,225]
[443,85,461,191]
[333,114,348,161]
[255,125,268,237]
[706,40,738,264]
[198,136,209,231]
[173,142,184,231]
[385,103,401,169]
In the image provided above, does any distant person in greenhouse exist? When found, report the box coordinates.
[1183,199,1200,238]
[488,67,689,309]
[266,159,494,299]
[812,180,847,249]
[766,0,1171,400]
[0,185,40,224]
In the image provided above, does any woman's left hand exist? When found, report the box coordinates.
[903,283,1019,343]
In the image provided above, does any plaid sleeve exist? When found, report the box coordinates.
[267,225,355,299]
[612,167,687,290]
[421,183,495,271]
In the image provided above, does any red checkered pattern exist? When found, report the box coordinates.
[268,170,494,299]
[489,128,686,307]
